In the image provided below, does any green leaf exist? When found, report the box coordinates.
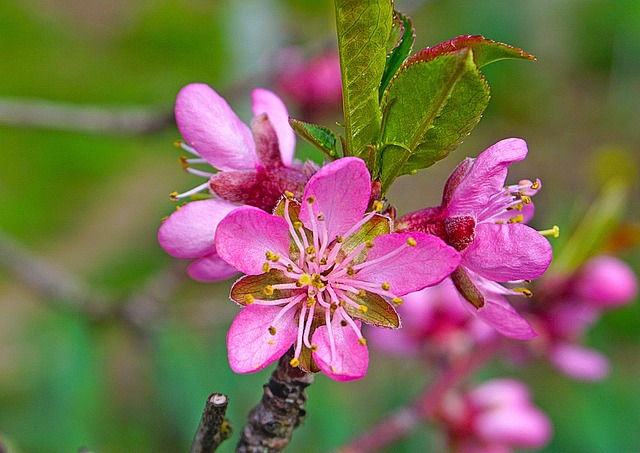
[379,48,489,192]
[380,11,414,100]
[289,118,339,160]
[343,290,400,328]
[335,0,394,158]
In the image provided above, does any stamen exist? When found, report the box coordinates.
[538,225,560,238]
[268,326,277,335]
[244,295,255,304]
[185,167,214,178]
[306,196,316,204]
[359,337,367,346]
[514,287,533,297]
[263,286,274,296]
[372,200,384,212]
[392,297,403,306]
[174,140,200,157]
[169,181,211,200]
[284,190,294,200]
[381,282,390,291]
[290,358,300,367]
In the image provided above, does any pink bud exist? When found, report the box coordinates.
[574,256,638,307]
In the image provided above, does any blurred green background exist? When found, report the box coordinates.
[0,0,638,451]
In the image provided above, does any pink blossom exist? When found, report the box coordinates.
[440,379,552,452]
[159,84,314,281]
[215,158,461,381]
[396,139,553,340]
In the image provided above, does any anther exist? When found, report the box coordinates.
[358,289,366,297]
[262,263,270,273]
[365,240,374,248]
[507,214,524,224]
[244,295,255,304]
[531,181,540,190]
[268,326,277,335]
[306,297,315,307]
[340,320,348,327]
[346,266,355,276]
[514,288,533,297]
[381,282,390,291]
[284,190,294,199]
[358,305,368,313]
[358,337,367,346]
[298,274,312,285]
[538,225,560,238]
[179,156,189,170]
[335,236,344,243]
[521,195,532,205]
[306,246,316,255]
[319,257,328,265]
[317,213,325,221]
[287,264,294,272]
[290,358,300,367]
[407,237,417,247]
[169,191,179,201]
[372,200,384,212]
[392,297,403,306]
[263,285,274,296]
[293,221,303,229]
[311,344,318,352]
[306,196,316,204]
[330,303,338,313]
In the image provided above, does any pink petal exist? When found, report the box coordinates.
[462,291,536,340]
[187,254,239,282]
[215,206,291,275]
[158,198,239,259]
[475,405,552,448]
[355,233,460,296]
[227,304,298,374]
[469,379,532,409]
[299,157,371,241]
[549,342,609,381]
[312,317,368,381]
[175,83,256,171]
[574,256,638,306]
[252,88,295,167]
[447,138,528,217]
[463,223,552,282]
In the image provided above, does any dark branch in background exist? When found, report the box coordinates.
[237,348,315,452]
[191,393,232,453]
[0,98,173,134]
[0,230,185,335]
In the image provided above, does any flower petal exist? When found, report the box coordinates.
[158,198,238,259]
[175,83,256,171]
[299,157,371,240]
[469,379,532,408]
[447,138,528,216]
[462,291,536,340]
[355,233,460,296]
[549,342,609,381]
[475,405,552,448]
[187,254,239,282]
[215,206,291,275]
[574,256,638,306]
[252,88,295,167]
[463,223,552,282]
[227,304,298,373]
[312,316,368,382]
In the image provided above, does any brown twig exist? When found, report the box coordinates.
[191,393,233,453]
[237,348,314,452]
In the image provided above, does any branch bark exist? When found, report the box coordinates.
[237,348,314,452]
[191,393,233,453]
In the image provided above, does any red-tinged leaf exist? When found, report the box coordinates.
[230,270,295,305]
[343,290,400,328]
[337,214,392,265]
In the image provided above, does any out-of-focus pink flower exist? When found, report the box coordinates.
[396,139,553,340]
[215,158,460,381]
[368,279,494,358]
[275,49,342,117]
[159,84,315,281]
[522,255,638,380]
[440,379,552,452]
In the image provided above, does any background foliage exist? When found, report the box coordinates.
[1,0,638,451]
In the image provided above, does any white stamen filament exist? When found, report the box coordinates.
[185,167,214,178]
[171,181,211,199]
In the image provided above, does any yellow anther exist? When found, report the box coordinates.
[289,358,300,367]
[507,214,524,224]
[244,294,255,304]
[319,257,327,265]
[515,288,533,297]
[262,262,270,273]
[538,225,560,238]
[513,203,524,211]
[306,246,316,255]
[358,289,366,297]
[306,196,316,204]
[308,256,317,263]
[310,344,318,352]
[330,365,336,372]
[521,195,532,205]
[293,221,303,229]
[263,285,274,296]
[268,326,277,335]
[265,251,274,260]
[340,320,348,327]
[287,264,294,272]
[358,337,367,346]
[531,180,540,190]
[392,297,403,306]
[372,200,384,212]
[306,297,316,307]
[179,156,189,170]
[173,140,183,148]
[284,190,294,199]
[358,304,368,313]
[381,282,390,291]
[330,303,338,313]
[298,273,312,285]
[365,240,374,248]
[317,213,325,221]
[335,236,344,243]
[271,254,280,262]
[169,191,179,201]
[268,340,275,345]
[407,237,417,247]
[346,267,355,276]
[339,300,346,307]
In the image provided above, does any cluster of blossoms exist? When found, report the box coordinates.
[159,85,560,381]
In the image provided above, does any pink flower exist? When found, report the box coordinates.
[396,138,553,340]
[522,255,638,380]
[215,157,461,381]
[159,84,314,281]
[440,379,552,452]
